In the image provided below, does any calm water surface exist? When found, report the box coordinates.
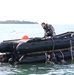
[0,24,74,75]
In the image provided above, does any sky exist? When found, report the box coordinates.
[0,0,74,24]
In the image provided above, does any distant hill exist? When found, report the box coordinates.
[0,20,38,24]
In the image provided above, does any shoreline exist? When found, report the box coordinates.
[0,20,38,24]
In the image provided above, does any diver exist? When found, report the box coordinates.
[45,53,55,65]
[45,52,66,65]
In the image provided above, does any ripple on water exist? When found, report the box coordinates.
[0,63,74,75]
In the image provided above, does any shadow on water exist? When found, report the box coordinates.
[0,61,74,75]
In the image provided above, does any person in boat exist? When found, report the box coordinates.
[41,22,56,38]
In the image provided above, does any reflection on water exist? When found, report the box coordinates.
[0,62,74,75]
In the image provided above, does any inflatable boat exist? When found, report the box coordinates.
[0,32,74,64]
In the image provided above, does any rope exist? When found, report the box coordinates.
[45,37,55,63]
[60,50,64,60]
[19,55,24,62]
[69,33,74,61]
[45,52,49,63]
[45,53,48,60]
[51,37,55,50]
[52,52,57,60]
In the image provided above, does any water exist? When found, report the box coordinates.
[0,24,74,75]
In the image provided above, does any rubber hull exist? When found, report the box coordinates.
[16,37,74,53]
[18,49,73,64]
[0,32,74,53]
[0,41,18,52]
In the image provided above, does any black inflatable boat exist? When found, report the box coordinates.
[0,32,74,64]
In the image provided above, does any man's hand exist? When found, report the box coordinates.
[45,32,49,36]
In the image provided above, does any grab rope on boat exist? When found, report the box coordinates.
[45,52,51,63]
[59,50,66,64]
[69,33,74,61]
[52,52,56,58]
[60,50,64,60]
[45,37,55,63]
[52,52,57,62]
[45,52,48,61]
[51,37,55,50]
[19,55,24,62]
